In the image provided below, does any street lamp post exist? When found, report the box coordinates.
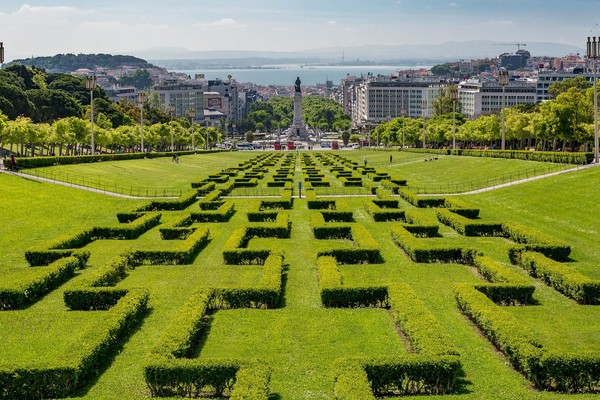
[137,92,146,154]
[0,42,4,68]
[498,70,509,151]
[401,108,407,149]
[167,106,174,152]
[86,76,97,155]
[421,99,428,149]
[449,85,458,150]
[587,36,600,164]
[186,109,196,151]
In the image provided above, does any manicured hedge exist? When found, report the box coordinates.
[391,225,478,264]
[473,255,529,284]
[63,254,132,310]
[388,283,460,357]
[365,201,405,222]
[15,150,223,168]
[0,289,149,400]
[474,283,535,306]
[317,225,383,264]
[212,253,284,309]
[503,223,571,262]
[436,209,504,237]
[317,256,388,308]
[455,283,600,392]
[29,212,161,252]
[455,284,543,378]
[333,360,376,400]
[136,190,198,211]
[190,201,236,223]
[404,148,594,165]
[222,219,290,265]
[518,251,600,304]
[130,227,210,265]
[0,256,79,310]
[24,248,90,267]
[399,189,446,208]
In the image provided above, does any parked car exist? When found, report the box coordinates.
[236,142,254,150]
[351,143,360,149]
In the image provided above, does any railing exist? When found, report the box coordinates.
[407,164,572,194]
[228,187,284,197]
[18,168,186,198]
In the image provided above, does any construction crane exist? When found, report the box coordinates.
[494,42,527,52]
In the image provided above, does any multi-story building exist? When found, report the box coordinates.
[154,79,204,121]
[459,80,536,119]
[205,79,247,122]
[346,76,443,127]
[536,71,594,102]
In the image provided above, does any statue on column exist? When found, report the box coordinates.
[295,77,301,93]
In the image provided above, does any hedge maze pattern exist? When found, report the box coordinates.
[1,151,599,398]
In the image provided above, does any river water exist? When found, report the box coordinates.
[171,64,432,86]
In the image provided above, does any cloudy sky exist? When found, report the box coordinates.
[0,0,596,60]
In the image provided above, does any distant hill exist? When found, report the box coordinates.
[133,40,584,68]
[8,53,156,73]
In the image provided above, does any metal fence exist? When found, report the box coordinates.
[407,164,571,194]
[18,168,186,198]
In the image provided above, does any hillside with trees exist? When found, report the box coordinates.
[8,53,156,73]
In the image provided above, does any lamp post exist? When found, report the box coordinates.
[186,109,196,150]
[167,105,174,152]
[86,76,97,155]
[449,85,458,150]
[137,92,146,154]
[401,107,407,149]
[587,36,600,164]
[498,70,509,151]
[421,99,428,149]
[0,42,4,68]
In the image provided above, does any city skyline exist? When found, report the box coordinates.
[0,0,597,61]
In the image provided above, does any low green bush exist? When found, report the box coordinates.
[391,225,478,264]
[365,201,405,222]
[399,188,446,208]
[504,223,571,262]
[190,201,236,223]
[0,256,79,310]
[518,251,600,304]
[0,289,149,399]
[474,283,535,306]
[436,209,504,237]
[473,255,529,284]
[130,227,210,265]
[136,190,198,211]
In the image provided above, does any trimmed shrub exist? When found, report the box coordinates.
[333,360,376,400]
[130,227,210,265]
[0,289,149,399]
[518,251,600,304]
[365,201,405,222]
[136,190,198,211]
[399,189,446,208]
[474,283,535,306]
[436,209,503,237]
[229,362,271,400]
[191,201,236,223]
[473,255,529,284]
[504,223,571,262]
[391,225,478,264]
[0,256,79,310]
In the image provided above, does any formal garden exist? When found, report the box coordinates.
[0,149,598,399]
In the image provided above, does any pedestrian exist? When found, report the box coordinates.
[363,157,367,167]
[389,154,393,163]
[9,154,17,171]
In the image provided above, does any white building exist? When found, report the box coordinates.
[154,79,204,121]
[536,72,594,102]
[459,80,536,119]
[347,77,443,127]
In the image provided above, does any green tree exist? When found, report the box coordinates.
[548,77,591,99]
[26,89,82,122]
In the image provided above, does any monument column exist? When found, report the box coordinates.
[289,76,308,140]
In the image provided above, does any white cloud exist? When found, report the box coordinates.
[196,18,246,29]
[327,20,337,25]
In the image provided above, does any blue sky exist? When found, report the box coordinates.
[0,0,596,60]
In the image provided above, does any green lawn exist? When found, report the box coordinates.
[0,152,599,400]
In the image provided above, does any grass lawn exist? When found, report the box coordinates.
[0,152,599,400]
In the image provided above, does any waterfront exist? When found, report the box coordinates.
[170,64,432,85]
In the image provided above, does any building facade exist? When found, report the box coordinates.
[459,80,537,119]
[154,79,204,122]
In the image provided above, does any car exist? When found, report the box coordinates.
[320,141,331,148]
[236,142,254,150]
[351,143,360,149]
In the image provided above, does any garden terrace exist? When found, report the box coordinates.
[0,150,598,399]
